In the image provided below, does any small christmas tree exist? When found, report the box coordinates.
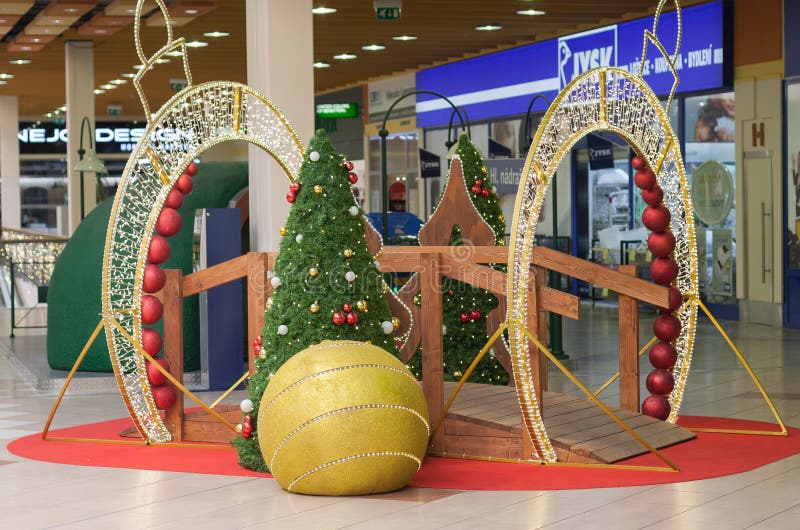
[234,130,399,472]
[409,134,509,385]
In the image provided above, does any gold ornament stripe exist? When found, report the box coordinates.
[508,65,698,460]
[145,148,171,186]
[233,86,242,134]
[287,451,422,492]
[270,404,430,469]
[260,362,420,416]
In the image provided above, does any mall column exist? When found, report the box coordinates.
[65,40,95,234]
[0,95,20,228]
[245,0,314,252]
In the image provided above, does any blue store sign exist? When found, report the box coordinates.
[416,1,731,127]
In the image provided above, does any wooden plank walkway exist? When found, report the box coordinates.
[442,382,695,464]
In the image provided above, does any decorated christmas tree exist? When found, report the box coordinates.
[410,134,509,385]
[234,130,399,471]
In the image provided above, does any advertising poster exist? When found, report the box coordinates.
[711,228,734,302]
[788,83,800,269]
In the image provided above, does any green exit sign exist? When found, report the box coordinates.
[316,102,359,119]
[376,6,400,19]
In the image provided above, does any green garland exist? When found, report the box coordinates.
[234,130,399,472]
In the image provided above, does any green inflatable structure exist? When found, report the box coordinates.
[47,162,249,372]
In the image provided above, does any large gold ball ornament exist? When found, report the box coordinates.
[309,267,319,277]
[355,299,367,312]
[343,248,354,258]
[257,340,429,495]
[313,185,324,194]
[309,302,320,313]
[279,226,287,236]
[391,317,400,331]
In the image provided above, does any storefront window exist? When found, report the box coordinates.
[367,132,420,217]
[684,92,736,306]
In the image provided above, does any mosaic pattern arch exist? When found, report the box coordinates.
[507,67,699,462]
[101,81,303,443]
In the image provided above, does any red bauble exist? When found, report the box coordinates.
[346,312,359,325]
[175,173,194,194]
[286,192,296,203]
[344,161,354,171]
[332,312,346,326]
[642,205,671,232]
[631,156,646,171]
[142,264,166,293]
[459,312,470,323]
[342,303,353,313]
[152,384,176,410]
[646,368,675,395]
[155,207,182,237]
[471,185,480,195]
[641,186,664,206]
[481,188,490,198]
[649,341,678,369]
[447,289,455,297]
[141,295,163,324]
[142,328,163,356]
[146,357,171,387]
[642,394,671,420]
[470,309,481,321]
[164,188,184,209]
[650,256,678,284]
[647,230,675,258]
[653,313,681,342]
[290,183,301,193]
[348,172,358,184]
[658,286,683,314]
[634,169,657,190]
[147,235,170,264]
[241,422,252,439]
[184,162,198,176]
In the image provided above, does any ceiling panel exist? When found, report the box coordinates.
[0,0,704,118]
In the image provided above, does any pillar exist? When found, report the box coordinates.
[65,40,95,234]
[245,0,314,251]
[0,95,20,229]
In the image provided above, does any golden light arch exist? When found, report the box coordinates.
[506,66,699,462]
[101,0,303,444]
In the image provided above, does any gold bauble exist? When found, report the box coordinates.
[355,299,367,312]
[265,297,273,310]
[453,370,463,379]
[310,302,320,313]
[391,317,400,331]
[258,350,267,360]
[279,226,287,236]
[343,248,354,258]
[481,166,488,175]
[235,423,243,433]
[257,340,429,496]
[313,185,324,194]
[499,214,504,222]
[309,267,319,277]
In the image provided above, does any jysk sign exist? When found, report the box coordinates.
[315,102,359,119]
[419,148,441,178]
[416,1,730,127]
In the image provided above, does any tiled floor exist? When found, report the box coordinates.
[1,305,800,529]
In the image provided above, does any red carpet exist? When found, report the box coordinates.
[8,416,799,490]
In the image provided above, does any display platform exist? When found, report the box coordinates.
[8,415,798,491]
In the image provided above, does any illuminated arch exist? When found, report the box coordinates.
[507,67,698,461]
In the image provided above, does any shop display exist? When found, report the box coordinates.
[257,340,429,495]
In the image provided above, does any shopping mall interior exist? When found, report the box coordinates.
[1,1,799,528]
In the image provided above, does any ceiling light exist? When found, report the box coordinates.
[475,24,502,31]
[101,84,116,90]
[517,9,546,16]
[32,38,41,43]
[0,73,14,79]
[166,50,184,57]
[122,73,136,78]
[155,58,170,64]
[9,59,30,65]
[53,109,61,114]
[184,9,198,14]
[313,61,330,68]
[46,113,52,117]
[133,65,144,69]
[94,89,105,94]
[52,19,63,24]
[333,52,357,60]
[312,7,337,15]
[58,106,66,111]
[64,8,79,14]
[0,81,8,86]
[203,31,229,38]
[392,35,417,41]
[125,8,135,14]
[185,40,208,48]
[110,79,127,85]
[362,43,386,51]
